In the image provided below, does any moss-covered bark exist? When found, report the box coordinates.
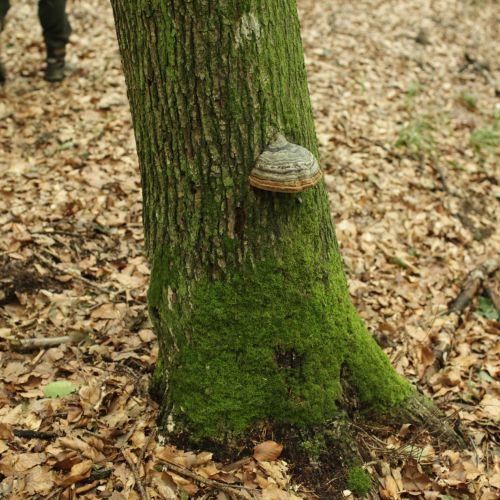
[111,0,412,444]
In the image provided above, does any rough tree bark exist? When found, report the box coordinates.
[111,0,460,481]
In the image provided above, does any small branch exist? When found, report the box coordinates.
[460,52,500,96]
[8,331,88,352]
[159,460,256,499]
[36,252,113,295]
[138,428,156,465]
[449,258,500,314]
[121,448,150,500]
[31,230,90,239]
[430,155,451,193]
[221,456,252,472]
[13,429,57,441]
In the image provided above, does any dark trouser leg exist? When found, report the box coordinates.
[0,0,10,32]
[0,0,9,83]
[38,0,71,59]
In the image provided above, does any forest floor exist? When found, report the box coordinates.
[0,0,498,498]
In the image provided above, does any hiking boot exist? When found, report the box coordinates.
[44,57,66,82]
[0,60,6,85]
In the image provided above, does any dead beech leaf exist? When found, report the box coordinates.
[210,471,240,484]
[0,422,13,440]
[14,452,47,472]
[57,437,106,462]
[261,484,299,499]
[167,471,199,496]
[439,368,462,387]
[479,394,500,420]
[418,345,435,375]
[57,459,93,486]
[195,463,219,478]
[490,472,500,489]
[255,472,270,488]
[91,303,120,320]
[383,474,400,498]
[402,459,432,491]
[24,465,55,496]
[253,441,283,462]
[195,450,213,465]
[150,470,178,498]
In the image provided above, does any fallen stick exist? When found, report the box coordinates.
[448,258,499,314]
[122,448,151,500]
[433,258,500,364]
[36,252,112,295]
[159,460,256,499]
[138,428,156,465]
[8,330,88,352]
[461,52,500,96]
[13,429,57,441]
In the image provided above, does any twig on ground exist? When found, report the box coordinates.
[13,429,57,441]
[448,258,500,314]
[432,258,500,365]
[460,52,500,96]
[35,251,113,295]
[221,456,252,472]
[32,230,91,239]
[8,330,89,352]
[138,428,157,465]
[159,460,257,499]
[430,155,451,193]
[121,448,150,500]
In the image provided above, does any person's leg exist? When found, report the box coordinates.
[38,0,71,81]
[0,0,10,84]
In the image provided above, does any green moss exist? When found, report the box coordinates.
[347,467,372,497]
[300,434,327,463]
[344,312,412,409]
[149,237,410,442]
[161,253,345,441]
[299,419,357,466]
[150,356,166,401]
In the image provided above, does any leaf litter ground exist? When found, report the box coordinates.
[0,0,498,498]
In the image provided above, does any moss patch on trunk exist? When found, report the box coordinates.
[149,244,411,442]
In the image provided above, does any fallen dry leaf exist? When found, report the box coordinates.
[253,441,284,462]
[0,0,498,498]
[56,459,93,486]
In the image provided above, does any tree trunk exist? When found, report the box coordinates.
[110,0,458,456]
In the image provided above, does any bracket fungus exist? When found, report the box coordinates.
[249,134,322,193]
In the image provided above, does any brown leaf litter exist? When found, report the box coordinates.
[0,0,498,498]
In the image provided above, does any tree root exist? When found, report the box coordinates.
[384,390,466,449]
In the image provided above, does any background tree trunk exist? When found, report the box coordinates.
[110,0,442,448]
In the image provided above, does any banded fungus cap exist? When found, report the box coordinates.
[249,134,322,193]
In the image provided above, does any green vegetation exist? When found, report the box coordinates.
[300,433,329,463]
[43,380,78,398]
[476,296,500,321]
[149,244,416,441]
[406,80,423,99]
[396,115,435,159]
[149,248,411,442]
[458,89,478,110]
[469,113,500,154]
[347,466,372,497]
